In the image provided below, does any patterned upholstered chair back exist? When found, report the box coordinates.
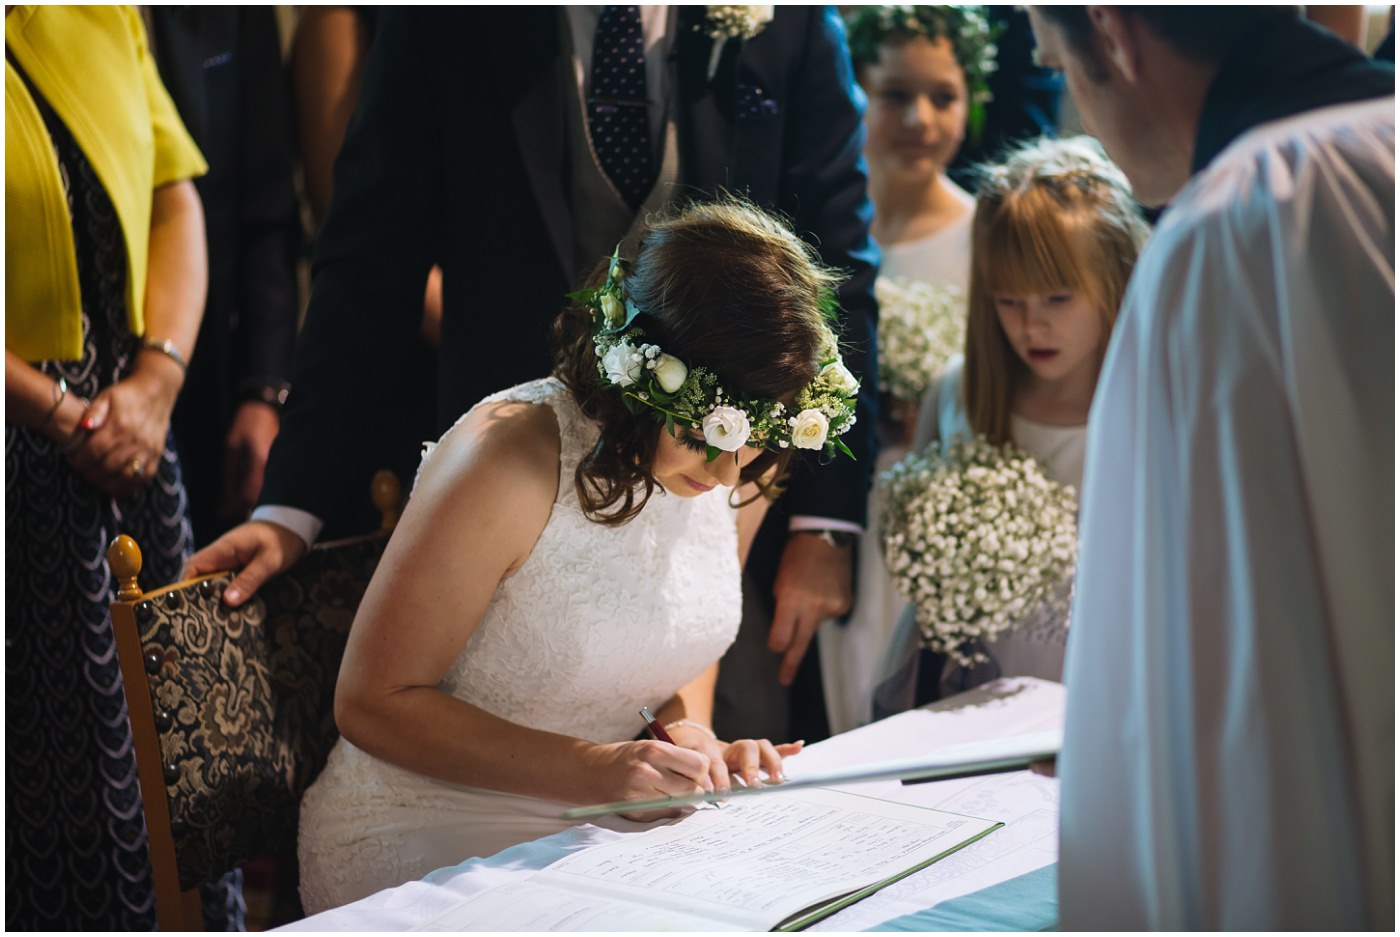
[108,474,399,931]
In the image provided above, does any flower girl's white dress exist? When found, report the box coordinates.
[297,378,741,913]
[816,215,974,735]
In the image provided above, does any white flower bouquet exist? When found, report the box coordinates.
[876,276,967,404]
[880,437,1078,665]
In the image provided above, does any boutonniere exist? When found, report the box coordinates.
[699,6,775,81]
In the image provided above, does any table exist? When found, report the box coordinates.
[282,676,1063,931]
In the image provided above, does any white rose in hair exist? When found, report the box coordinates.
[790,408,830,450]
[702,406,751,451]
[599,292,625,327]
[819,361,860,395]
[601,341,643,387]
[653,354,688,393]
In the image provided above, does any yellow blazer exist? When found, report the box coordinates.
[5,5,206,362]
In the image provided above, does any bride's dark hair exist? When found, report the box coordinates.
[554,198,846,526]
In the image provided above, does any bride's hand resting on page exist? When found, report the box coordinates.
[665,723,805,795]
[583,739,715,822]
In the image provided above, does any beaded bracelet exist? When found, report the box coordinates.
[39,376,68,429]
[663,719,717,741]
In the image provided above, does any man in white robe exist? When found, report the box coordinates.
[1027,8,1393,929]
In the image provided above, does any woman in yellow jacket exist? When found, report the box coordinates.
[4,7,239,929]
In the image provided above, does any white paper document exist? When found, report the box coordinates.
[788,676,1064,930]
[412,788,1001,931]
[812,770,1059,930]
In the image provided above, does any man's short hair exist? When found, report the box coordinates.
[1036,6,1300,65]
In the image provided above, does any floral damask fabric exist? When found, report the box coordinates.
[132,535,385,890]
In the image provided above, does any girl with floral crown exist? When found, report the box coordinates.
[875,135,1150,714]
[296,199,862,912]
[818,6,998,733]
[847,5,999,301]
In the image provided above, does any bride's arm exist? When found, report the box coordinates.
[333,400,711,807]
[663,473,795,792]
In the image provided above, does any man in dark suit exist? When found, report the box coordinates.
[146,7,301,546]
[947,7,1064,191]
[189,6,879,742]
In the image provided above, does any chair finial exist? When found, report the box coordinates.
[372,470,402,531]
[108,535,143,601]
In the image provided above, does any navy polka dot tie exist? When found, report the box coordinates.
[589,6,655,212]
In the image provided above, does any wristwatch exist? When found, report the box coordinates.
[240,380,291,410]
[800,529,858,549]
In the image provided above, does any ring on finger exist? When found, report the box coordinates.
[127,457,144,479]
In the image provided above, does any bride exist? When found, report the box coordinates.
[295,200,863,912]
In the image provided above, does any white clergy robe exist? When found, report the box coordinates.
[1059,96,1394,930]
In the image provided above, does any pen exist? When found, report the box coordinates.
[639,706,675,744]
[639,705,729,810]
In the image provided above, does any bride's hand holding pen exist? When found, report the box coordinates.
[583,726,714,823]
[641,706,803,799]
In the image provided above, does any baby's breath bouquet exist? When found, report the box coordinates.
[876,276,967,404]
[880,437,1078,665]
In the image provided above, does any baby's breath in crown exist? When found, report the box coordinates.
[569,246,860,463]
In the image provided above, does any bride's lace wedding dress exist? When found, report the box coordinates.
[298,378,741,913]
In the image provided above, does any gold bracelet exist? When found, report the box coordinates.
[663,719,717,740]
[140,337,187,372]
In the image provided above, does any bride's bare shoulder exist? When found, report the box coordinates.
[417,399,562,507]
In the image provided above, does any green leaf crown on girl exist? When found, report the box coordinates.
[570,247,861,463]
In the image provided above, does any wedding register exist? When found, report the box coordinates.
[411,788,1001,931]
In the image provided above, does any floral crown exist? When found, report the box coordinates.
[569,248,860,463]
[846,6,1002,140]
[977,135,1134,201]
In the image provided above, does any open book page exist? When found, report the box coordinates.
[791,676,1064,930]
[811,771,1059,930]
[412,788,1000,932]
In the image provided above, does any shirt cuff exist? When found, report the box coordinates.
[250,505,323,550]
[788,516,864,536]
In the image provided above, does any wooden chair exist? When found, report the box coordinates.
[108,472,402,931]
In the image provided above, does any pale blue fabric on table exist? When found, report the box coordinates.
[422,828,1059,931]
[421,827,601,881]
[870,864,1058,932]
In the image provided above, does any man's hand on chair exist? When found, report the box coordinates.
[183,520,307,607]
